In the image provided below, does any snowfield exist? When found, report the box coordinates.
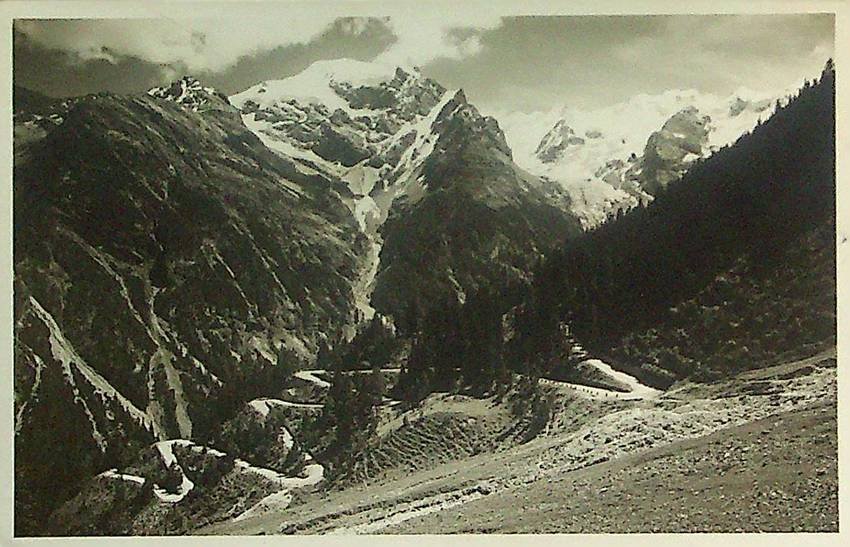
[231,59,398,116]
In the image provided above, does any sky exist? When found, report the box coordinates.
[13,12,834,112]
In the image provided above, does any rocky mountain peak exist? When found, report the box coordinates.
[660,106,711,138]
[535,119,586,163]
[729,96,771,117]
[624,106,712,195]
[227,60,451,173]
[147,76,232,113]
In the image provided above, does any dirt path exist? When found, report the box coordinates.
[292,370,331,389]
[583,358,661,399]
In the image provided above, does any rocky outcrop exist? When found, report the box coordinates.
[729,96,771,118]
[626,106,711,195]
[535,120,586,163]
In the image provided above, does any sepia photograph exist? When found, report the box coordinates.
[3,0,843,540]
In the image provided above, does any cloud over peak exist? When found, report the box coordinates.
[15,11,503,75]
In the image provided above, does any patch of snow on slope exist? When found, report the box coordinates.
[28,296,161,442]
[99,469,146,485]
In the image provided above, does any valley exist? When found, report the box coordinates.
[11,35,837,537]
[200,350,837,535]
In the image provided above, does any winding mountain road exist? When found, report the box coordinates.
[541,358,661,401]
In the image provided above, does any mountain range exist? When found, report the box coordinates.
[491,87,779,227]
[12,58,835,536]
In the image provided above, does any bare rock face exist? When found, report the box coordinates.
[729,96,771,118]
[628,106,711,195]
[312,121,372,167]
[535,119,586,163]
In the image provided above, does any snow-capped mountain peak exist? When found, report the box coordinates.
[229,59,448,176]
[535,119,586,163]
[488,87,790,228]
[231,59,400,115]
[147,76,231,112]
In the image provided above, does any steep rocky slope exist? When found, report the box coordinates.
[14,61,583,535]
[13,84,367,533]
[230,60,581,324]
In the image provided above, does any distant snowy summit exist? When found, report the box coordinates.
[492,87,786,228]
[535,120,588,163]
[147,76,233,113]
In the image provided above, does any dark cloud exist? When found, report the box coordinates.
[14,14,834,111]
[422,15,834,111]
[199,18,395,95]
[14,17,395,98]
[14,29,166,97]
